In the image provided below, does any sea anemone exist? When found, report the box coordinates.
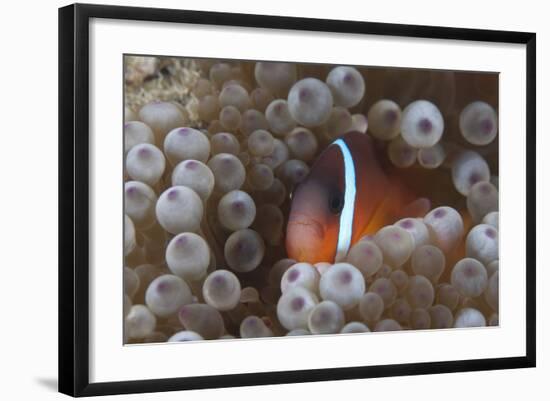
[125,181,158,229]
[224,229,265,272]
[138,101,186,142]
[145,274,193,317]
[202,270,242,311]
[451,258,488,298]
[124,121,155,154]
[210,132,240,156]
[285,127,319,162]
[255,62,297,97]
[401,100,444,148]
[326,66,365,108]
[178,304,225,340]
[280,263,320,294]
[156,186,203,234]
[217,190,257,231]
[287,78,333,127]
[388,136,417,168]
[374,319,402,332]
[207,153,246,193]
[168,331,204,342]
[124,267,140,298]
[308,300,346,334]
[369,278,398,308]
[466,181,498,223]
[171,160,215,202]
[410,308,431,330]
[451,150,490,196]
[164,127,210,165]
[165,232,210,281]
[411,245,446,284]
[358,292,385,323]
[351,114,368,134]
[417,143,446,169]
[125,304,157,339]
[374,226,414,267]
[276,287,318,331]
[345,240,383,279]
[126,143,166,186]
[367,100,401,141]
[266,100,297,136]
[453,307,486,328]
[423,206,464,253]
[319,263,365,310]
[428,304,454,329]
[240,316,274,338]
[459,101,498,146]
[340,322,370,333]
[465,224,499,266]
[406,275,435,309]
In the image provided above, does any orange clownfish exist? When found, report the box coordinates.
[286,131,428,264]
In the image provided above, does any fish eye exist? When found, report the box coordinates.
[328,191,344,214]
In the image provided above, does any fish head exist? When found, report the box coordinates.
[286,143,345,263]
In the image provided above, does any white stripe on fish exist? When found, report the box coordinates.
[333,138,356,262]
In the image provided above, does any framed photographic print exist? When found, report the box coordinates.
[58,3,536,397]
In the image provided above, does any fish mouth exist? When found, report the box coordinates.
[286,216,325,239]
[286,213,327,262]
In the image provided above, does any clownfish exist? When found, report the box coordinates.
[286,131,429,264]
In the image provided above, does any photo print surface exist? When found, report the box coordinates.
[123,56,499,344]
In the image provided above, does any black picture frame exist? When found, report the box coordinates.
[58,3,536,397]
